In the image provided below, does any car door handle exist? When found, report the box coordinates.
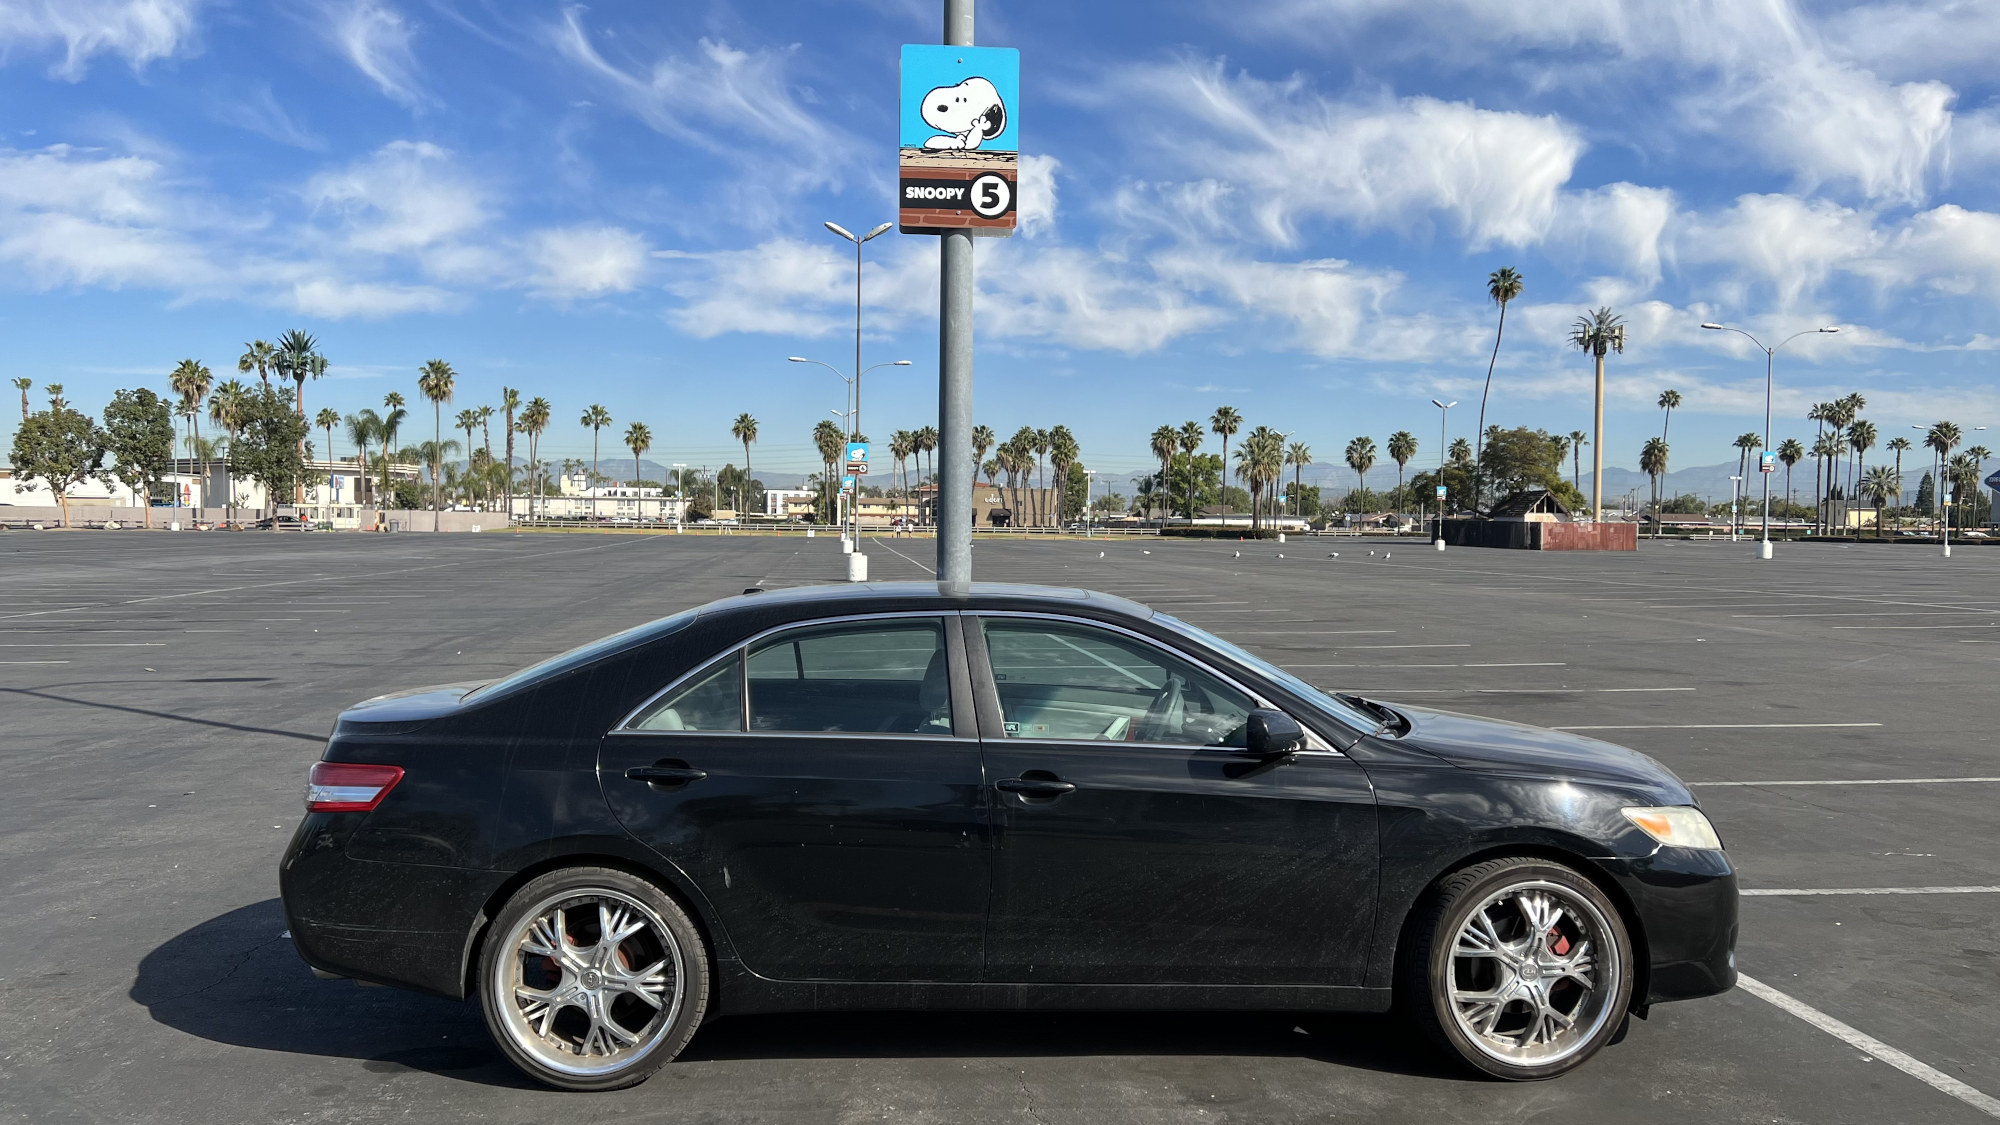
[996,776,1076,798]
[626,764,708,785]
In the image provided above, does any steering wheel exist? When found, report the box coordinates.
[1133,673,1186,742]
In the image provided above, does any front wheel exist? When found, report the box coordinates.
[477,866,709,1091]
[1402,857,1633,1080]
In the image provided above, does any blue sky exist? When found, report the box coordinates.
[4,0,2000,485]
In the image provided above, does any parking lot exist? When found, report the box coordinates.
[3,530,1995,1123]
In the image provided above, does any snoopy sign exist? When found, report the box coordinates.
[899,44,1019,235]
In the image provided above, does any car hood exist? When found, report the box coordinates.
[1382,701,1693,801]
[340,681,491,724]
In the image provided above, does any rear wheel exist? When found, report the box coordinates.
[1402,857,1633,1080]
[477,866,709,1091]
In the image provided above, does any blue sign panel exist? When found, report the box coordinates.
[900,44,1019,236]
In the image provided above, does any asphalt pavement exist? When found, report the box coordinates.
[2,529,1994,1124]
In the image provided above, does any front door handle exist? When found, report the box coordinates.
[996,775,1076,798]
[626,763,708,785]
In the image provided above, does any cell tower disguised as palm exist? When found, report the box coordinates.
[1569,308,1625,520]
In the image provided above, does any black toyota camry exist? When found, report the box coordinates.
[280,582,1736,1091]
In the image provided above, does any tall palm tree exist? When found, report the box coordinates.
[207,379,252,523]
[12,377,29,422]
[1884,436,1912,516]
[575,403,610,520]
[1387,430,1417,510]
[972,424,995,493]
[731,412,759,516]
[345,410,381,505]
[624,421,652,518]
[1345,436,1377,513]
[1049,425,1079,525]
[1177,420,1205,520]
[1860,465,1900,538]
[1449,437,1472,466]
[1949,451,1982,528]
[1639,436,1669,537]
[981,458,1000,490]
[1777,437,1805,514]
[1029,428,1050,527]
[1570,308,1626,518]
[813,419,845,525]
[891,430,915,524]
[500,388,520,522]
[1811,431,1846,531]
[518,397,551,519]
[1568,430,1588,492]
[1286,441,1312,518]
[1474,266,1524,511]
[454,409,482,509]
[1924,421,1962,530]
[917,424,940,523]
[416,361,457,523]
[1237,427,1281,530]
[313,407,341,503]
[382,390,407,462]
[274,328,322,418]
[238,339,274,389]
[1150,425,1180,521]
[1847,419,1877,533]
[167,359,214,503]
[1210,406,1242,525]
[1731,430,1762,489]
[1657,389,1682,443]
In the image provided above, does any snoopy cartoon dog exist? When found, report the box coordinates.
[920,77,1007,150]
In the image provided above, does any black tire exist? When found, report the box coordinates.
[476,866,709,1091]
[1399,856,1633,1080]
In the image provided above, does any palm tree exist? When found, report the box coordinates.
[345,410,381,505]
[813,419,845,525]
[731,412,759,516]
[1237,427,1282,530]
[1949,451,1982,528]
[415,361,456,523]
[624,422,652,517]
[313,407,342,503]
[1657,389,1682,444]
[1345,436,1377,513]
[1210,406,1242,525]
[1860,465,1900,538]
[1884,435,1912,518]
[518,397,551,518]
[1381,430,1415,511]
[1568,430,1588,492]
[1811,431,1846,531]
[1150,425,1180,521]
[1029,428,1050,527]
[1449,438,1472,466]
[382,391,407,464]
[1777,437,1805,514]
[1474,266,1524,510]
[238,339,274,389]
[207,379,252,523]
[972,424,995,493]
[891,430,915,524]
[567,403,606,520]
[1847,419,1877,535]
[1048,426,1079,525]
[981,458,999,490]
[1924,421,1962,530]
[1285,441,1312,518]
[453,408,482,509]
[1639,437,1669,537]
[167,359,214,501]
[11,377,29,422]
[1177,420,1205,520]
[500,388,520,522]
[1570,308,1626,519]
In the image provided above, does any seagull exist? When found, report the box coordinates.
[1276,553,1285,559]
[1098,551,1105,558]
[1142,550,1151,555]
[1327,551,1339,557]
[1384,551,1392,559]
[1233,550,1240,558]
[1369,550,1376,556]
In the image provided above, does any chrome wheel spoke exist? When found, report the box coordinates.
[499,889,687,1078]
[1445,879,1619,1066]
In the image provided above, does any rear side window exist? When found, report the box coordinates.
[745,619,952,734]
[628,658,743,731]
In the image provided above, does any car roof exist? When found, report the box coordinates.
[695,581,1155,623]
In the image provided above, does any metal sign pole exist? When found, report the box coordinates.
[936,0,976,593]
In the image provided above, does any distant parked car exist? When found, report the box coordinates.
[1960,529,1990,538]
[254,515,308,531]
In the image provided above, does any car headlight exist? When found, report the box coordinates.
[1622,806,1724,851]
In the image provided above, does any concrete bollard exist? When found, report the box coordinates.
[848,552,869,582]
[806,529,814,538]
[1277,533,1286,543]
[1434,538,1446,551]
[842,537,855,554]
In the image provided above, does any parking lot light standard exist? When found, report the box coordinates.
[1430,399,1454,551]
[1701,323,1839,559]
[671,463,686,533]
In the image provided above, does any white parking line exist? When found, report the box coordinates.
[1737,973,2000,1118]
[1693,777,2000,787]
[1553,722,1882,730]
[1742,886,2000,896]
[0,660,70,664]
[1833,624,2000,630]
[1243,630,1399,635]
[1732,610,1988,618]
[1465,662,1567,667]
[0,642,167,647]
[1344,643,1471,650]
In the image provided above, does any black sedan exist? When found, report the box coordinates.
[280,582,1736,1090]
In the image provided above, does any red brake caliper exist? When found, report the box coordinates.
[1548,927,1571,956]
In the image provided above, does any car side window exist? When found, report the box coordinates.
[745,619,953,735]
[627,657,743,731]
[980,619,1254,747]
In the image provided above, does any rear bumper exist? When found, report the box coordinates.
[1602,846,1739,1006]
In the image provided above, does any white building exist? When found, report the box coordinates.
[762,487,815,518]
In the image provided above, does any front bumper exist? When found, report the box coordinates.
[1602,844,1739,1006]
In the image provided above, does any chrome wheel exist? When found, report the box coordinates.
[1446,879,1620,1066]
[493,888,684,1078]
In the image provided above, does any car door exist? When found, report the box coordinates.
[969,613,1378,987]
[599,612,988,983]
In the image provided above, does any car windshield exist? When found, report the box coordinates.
[1150,613,1377,732]
[465,610,698,701]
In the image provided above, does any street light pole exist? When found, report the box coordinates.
[937,0,976,594]
[671,463,686,533]
[1431,399,1455,551]
[1701,322,1839,558]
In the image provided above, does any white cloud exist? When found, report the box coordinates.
[1548,183,1678,288]
[1678,194,1879,309]
[327,0,426,108]
[1016,154,1059,239]
[211,85,324,150]
[528,225,649,297]
[287,278,458,317]
[0,0,201,78]
[1106,61,1583,249]
[1856,204,2000,301]
[303,140,487,255]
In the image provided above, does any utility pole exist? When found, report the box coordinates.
[936,0,975,593]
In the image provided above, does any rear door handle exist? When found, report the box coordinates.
[626,764,708,785]
[996,776,1076,798]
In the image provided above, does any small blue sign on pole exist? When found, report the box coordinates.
[1435,485,1448,498]
[1760,451,1777,473]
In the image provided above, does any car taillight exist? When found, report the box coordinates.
[306,762,405,812]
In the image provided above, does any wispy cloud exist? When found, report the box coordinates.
[0,0,203,78]
[326,0,427,108]
[210,84,324,149]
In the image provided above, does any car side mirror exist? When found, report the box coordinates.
[1244,708,1305,760]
